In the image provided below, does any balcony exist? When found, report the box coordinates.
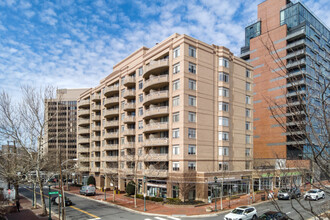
[104,120,119,128]
[144,122,169,133]
[122,129,135,136]
[104,132,119,139]
[92,115,101,121]
[144,91,169,105]
[144,106,169,119]
[143,153,168,161]
[123,90,136,99]
[79,167,89,172]
[91,167,101,173]
[286,89,306,97]
[122,155,134,161]
[103,144,119,150]
[123,76,136,86]
[78,118,90,125]
[92,136,101,142]
[104,85,119,96]
[78,128,90,135]
[79,147,90,153]
[92,104,101,111]
[103,156,118,161]
[123,116,135,124]
[120,168,134,175]
[286,39,305,50]
[104,167,118,173]
[122,142,135,149]
[143,59,169,78]
[92,125,101,131]
[286,59,306,69]
[78,137,90,144]
[79,157,90,162]
[104,97,119,107]
[91,94,101,101]
[78,109,90,117]
[144,169,168,177]
[285,49,305,60]
[123,103,136,111]
[143,138,169,147]
[78,99,90,108]
[143,75,169,92]
[104,108,119,118]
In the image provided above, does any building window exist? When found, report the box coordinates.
[121,137,125,144]
[173,96,180,106]
[246,82,251,91]
[189,62,196,74]
[188,145,196,155]
[121,113,125,120]
[138,162,142,170]
[246,70,251,78]
[246,121,251,130]
[173,112,179,122]
[189,46,196,57]
[121,88,125,97]
[219,57,229,68]
[173,162,180,171]
[219,162,229,170]
[218,116,229,126]
[219,102,229,112]
[246,96,251,104]
[188,128,196,139]
[173,79,180,91]
[172,128,179,138]
[246,108,251,117]
[218,146,229,156]
[245,161,251,170]
[218,132,229,141]
[138,134,143,142]
[218,87,229,97]
[121,125,125,132]
[188,112,196,122]
[246,135,251,144]
[245,148,251,156]
[138,121,143,129]
[121,101,125,109]
[120,162,124,169]
[188,79,196,90]
[219,72,229,82]
[138,107,143,116]
[139,80,143,89]
[121,76,125,85]
[173,46,180,58]
[188,162,196,170]
[188,95,196,106]
[139,94,143,102]
[139,67,143,76]
[173,63,180,74]
[173,145,180,155]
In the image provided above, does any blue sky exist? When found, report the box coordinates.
[0,0,329,98]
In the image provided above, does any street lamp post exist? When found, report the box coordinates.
[143,176,146,212]
[48,183,52,220]
[214,176,218,212]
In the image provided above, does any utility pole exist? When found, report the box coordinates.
[214,176,218,212]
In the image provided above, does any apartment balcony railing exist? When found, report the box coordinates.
[104,120,119,128]
[92,104,101,111]
[122,142,135,149]
[121,168,134,175]
[123,103,136,111]
[92,125,101,131]
[92,115,101,121]
[144,122,169,133]
[103,156,119,161]
[104,85,119,96]
[143,59,169,78]
[78,109,90,116]
[104,108,119,117]
[122,129,135,136]
[79,147,90,153]
[123,90,136,99]
[78,137,90,144]
[79,157,90,162]
[104,132,119,139]
[143,153,168,161]
[103,144,119,150]
[90,157,101,162]
[78,127,90,135]
[144,169,168,177]
[286,89,306,97]
[144,75,169,91]
[90,167,101,173]
[92,94,101,101]
[92,136,101,142]
[285,49,305,60]
[123,116,135,124]
[123,76,136,86]
[144,91,169,105]
[143,138,169,147]
[286,59,306,69]
[144,106,169,118]
[104,168,118,173]
[79,167,89,172]
[104,97,119,107]
[78,118,90,125]
[122,155,134,161]
[286,39,305,50]
[78,99,90,107]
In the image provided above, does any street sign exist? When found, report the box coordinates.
[48,191,59,195]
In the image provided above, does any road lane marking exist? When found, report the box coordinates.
[70,205,100,219]
[154,217,168,220]
[168,217,181,220]
[286,212,291,214]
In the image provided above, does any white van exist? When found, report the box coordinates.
[79,185,96,196]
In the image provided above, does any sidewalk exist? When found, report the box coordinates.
[5,195,58,220]
[56,186,272,216]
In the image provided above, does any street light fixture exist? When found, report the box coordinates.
[143,176,147,212]
[214,176,218,212]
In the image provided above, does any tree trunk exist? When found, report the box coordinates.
[36,169,47,215]
[33,182,37,209]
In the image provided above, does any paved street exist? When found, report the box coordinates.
[19,186,329,220]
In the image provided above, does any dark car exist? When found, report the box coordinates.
[277,188,301,200]
[257,211,289,220]
[51,196,72,206]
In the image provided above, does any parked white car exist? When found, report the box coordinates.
[304,189,325,200]
[224,206,258,220]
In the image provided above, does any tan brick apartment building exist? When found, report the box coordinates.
[77,33,254,201]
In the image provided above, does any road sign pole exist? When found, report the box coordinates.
[48,185,52,220]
